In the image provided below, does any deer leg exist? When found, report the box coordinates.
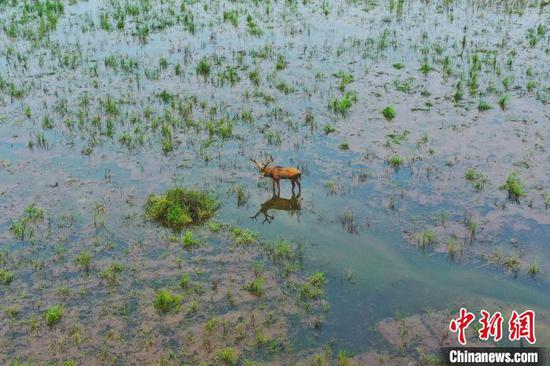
[291,180,295,194]
[272,179,276,194]
[276,180,281,195]
[297,176,302,194]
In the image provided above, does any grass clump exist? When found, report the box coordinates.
[45,305,64,327]
[544,193,550,208]
[154,289,182,313]
[502,254,521,273]
[99,263,124,286]
[182,231,201,248]
[382,105,396,120]
[464,168,488,191]
[388,154,404,168]
[196,57,211,77]
[215,347,238,365]
[528,259,539,277]
[478,100,491,111]
[244,275,265,296]
[300,272,326,301]
[323,124,336,134]
[180,273,191,289]
[329,91,357,115]
[412,230,437,249]
[145,187,219,230]
[230,226,258,245]
[10,204,44,241]
[0,269,14,285]
[74,251,92,272]
[499,172,525,200]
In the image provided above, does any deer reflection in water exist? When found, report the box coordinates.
[251,193,302,224]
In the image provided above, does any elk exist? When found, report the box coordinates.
[251,194,302,224]
[250,156,301,195]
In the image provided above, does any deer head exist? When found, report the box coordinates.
[250,155,273,177]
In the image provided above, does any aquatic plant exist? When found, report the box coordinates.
[74,251,92,272]
[99,263,124,286]
[388,154,404,168]
[223,10,239,27]
[9,204,44,241]
[323,124,336,134]
[244,275,265,296]
[246,15,262,36]
[498,95,509,110]
[499,172,525,200]
[196,57,211,77]
[182,230,201,248]
[544,193,550,208]
[339,140,350,150]
[0,269,14,285]
[265,240,295,263]
[446,238,462,262]
[502,253,521,273]
[413,230,437,249]
[275,54,286,71]
[464,168,488,191]
[145,187,219,229]
[382,105,396,120]
[478,100,491,111]
[528,259,539,277]
[45,305,64,326]
[335,71,354,91]
[215,347,238,365]
[328,91,357,115]
[154,289,182,313]
[180,273,191,289]
[230,226,258,245]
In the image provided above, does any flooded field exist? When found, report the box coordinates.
[0,0,549,364]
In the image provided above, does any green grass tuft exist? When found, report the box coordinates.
[145,187,219,230]
[382,105,396,120]
[45,305,64,327]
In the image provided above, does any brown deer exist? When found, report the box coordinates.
[250,156,301,195]
[251,194,302,224]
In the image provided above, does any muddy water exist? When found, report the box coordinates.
[1,0,549,363]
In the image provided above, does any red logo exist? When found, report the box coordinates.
[508,310,536,344]
[449,308,536,345]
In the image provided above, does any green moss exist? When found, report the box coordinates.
[145,187,219,230]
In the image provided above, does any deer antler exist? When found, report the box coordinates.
[265,154,273,167]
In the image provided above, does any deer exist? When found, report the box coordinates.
[251,194,302,224]
[250,156,301,195]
